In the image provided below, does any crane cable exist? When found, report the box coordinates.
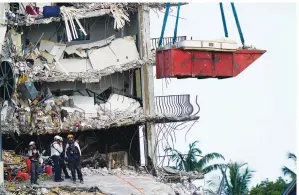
[158,3,171,47]
[159,3,246,47]
[231,3,245,47]
[219,3,228,38]
[219,2,246,47]
[158,3,182,47]
[173,3,181,44]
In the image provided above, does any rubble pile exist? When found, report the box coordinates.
[4,29,147,83]
[5,182,106,195]
[1,90,145,134]
[168,182,201,195]
[0,22,152,135]
[6,3,131,30]
[5,3,177,28]
[3,150,24,164]
[81,166,147,177]
[81,166,203,195]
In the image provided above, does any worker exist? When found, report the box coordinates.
[65,134,83,184]
[28,141,40,185]
[65,134,81,158]
[50,135,63,182]
[60,136,71,179]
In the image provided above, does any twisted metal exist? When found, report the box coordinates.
[154,94,199,117]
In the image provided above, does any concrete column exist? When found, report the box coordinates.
[137,4,157,166]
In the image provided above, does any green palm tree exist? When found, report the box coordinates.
[282,152,296,180]
[220,162,254,195]
[164,141,226,173]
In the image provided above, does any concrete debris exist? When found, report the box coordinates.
[5,182,106,195]
[6,3,130,30]
[1,92,145,135]
[64,35,115,56]
[159,167,204,182]
[32,59,148,83]
[79,166,202,195]
[4,33,150,83]
[88,37,139,72]
[3,150,25,164]
[169,182,201,195]
[82,167,141,177]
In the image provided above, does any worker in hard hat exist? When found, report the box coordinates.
[65,134,81,156]
[28,141,40,185]
[50,135,63,182]
[59,136,71,179]
[65,134,83,184]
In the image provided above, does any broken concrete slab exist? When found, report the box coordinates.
[40,51,54,63]
[39,40,66,61]
[39,175,177,195]
[98,94,141,115]
[68,95,98,118]
[88,37,140,71]
[54,59,93,73]
[65,35,115,55]
[32,59,147,83]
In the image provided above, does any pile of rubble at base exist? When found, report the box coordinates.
[81,166,203,195]
[5,182,106,195]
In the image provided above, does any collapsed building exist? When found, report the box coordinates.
[0,3,199,171]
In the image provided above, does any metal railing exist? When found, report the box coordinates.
[150,36,187,50]
[154,94,199,117]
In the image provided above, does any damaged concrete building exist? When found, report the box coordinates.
[0,3,199,170]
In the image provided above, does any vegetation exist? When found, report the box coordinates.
[249,177,289,195]
[165,141,295,195]
[221,162,254,195]
[281,152,296,180]
[164,141,226,173]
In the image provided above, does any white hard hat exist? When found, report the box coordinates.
[29,141,35,146]
[54,135,63,141]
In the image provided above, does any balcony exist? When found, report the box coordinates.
[154,94,199,119]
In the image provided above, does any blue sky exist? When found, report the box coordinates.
[150,2,297,186]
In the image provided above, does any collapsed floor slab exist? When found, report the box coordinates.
[38,175,177,195]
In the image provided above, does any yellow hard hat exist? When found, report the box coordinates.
[67,134,73,139]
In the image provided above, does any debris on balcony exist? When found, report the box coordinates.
[1,93,199,135]
[6,3,130,31]
[4,31,148,83]
[2,92,143,135]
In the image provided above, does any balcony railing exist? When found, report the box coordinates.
[151,36,187,50]
[154,94,199,117]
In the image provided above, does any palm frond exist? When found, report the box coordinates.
[240,167,254,194]
[189,140,200,149]
[197,152,225,169]
[201,164,227,174]
[282,166,296,179]
[164,147,186,171]
[287,152,297,162]
[222,162,254,195]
